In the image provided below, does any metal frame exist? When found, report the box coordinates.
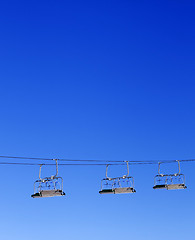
[31,159,65,198]
[153,161,187,190]
[99,162,136,194]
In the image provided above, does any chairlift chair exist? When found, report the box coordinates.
[153,161,187,190]
[31,159,65,198]
[99,162,136,194]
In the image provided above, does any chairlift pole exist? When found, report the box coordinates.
[158,162,163,176]
[106,164,109,179]
[176,160,181,175]
[53,159,58,177]
[123,161,129,178]
[39,164,43,180]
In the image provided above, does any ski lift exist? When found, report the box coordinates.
[31,159,65,198]
[99,162,136,194]
[153,161,187,190]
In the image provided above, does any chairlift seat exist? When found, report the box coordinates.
[153,184,187,190]
[99,187,136,194]
[114,187,136,194]
[99,189,114,194]
[31,189,65,198]
[166,184,187,190]
[153,184,166,189]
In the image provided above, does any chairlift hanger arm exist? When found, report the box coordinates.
[177,160,181,174]
[123,161,129,178]
[105,161,130,180]
[39,164,43,180]
[38,159,59,180]
[53,159,58,177]
[105,165,111,180]
[158,162,163,176]
[157,160,181,176]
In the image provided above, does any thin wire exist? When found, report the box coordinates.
[0,162,126,166]
[0,155,157,164]
[0,155,126,163]
[0,157,159,165]
[0,155,195,165]
[0,160,194,167]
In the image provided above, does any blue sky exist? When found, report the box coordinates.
[0,1,195,239]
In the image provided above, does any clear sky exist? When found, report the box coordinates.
[0,1,195,239]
